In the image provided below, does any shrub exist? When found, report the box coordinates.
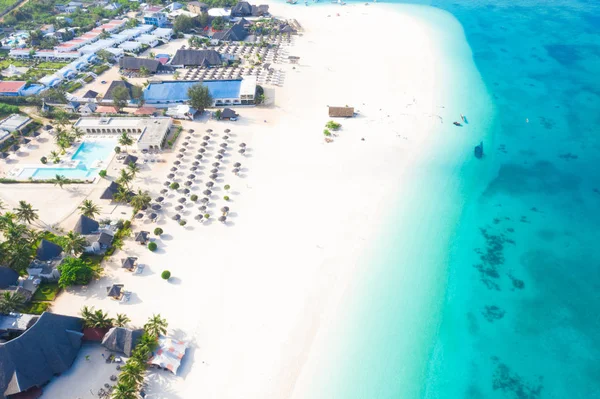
[323,129,331,137]
[40,156,47,164]
[204,213,210,219]
[161,270,171,280]
[114,146,121,153]
[170,182,180,190]
[154,227,163,236]
[98,170,107,178]
[190,194,198,201]
[57,257,101,288]
[179,220,187,226]
[224,184,230,191]
[148,242,157,251]
[223,195,229,201]
[326,121,341,130]
[123,220,131,229]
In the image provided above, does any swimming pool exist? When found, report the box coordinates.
[18,139,117,180]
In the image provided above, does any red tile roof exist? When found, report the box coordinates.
[96,106,119,113]
[135,106,158,115]
[0,81,26,94]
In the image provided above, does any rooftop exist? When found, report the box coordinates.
[0,81,26,94]
[0,114,30,132]
[144,80,243,102]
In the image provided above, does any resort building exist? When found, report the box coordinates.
[152,28,174,40]
[144,12,169,27]
[187,1,208,14]
[0,312,84,399]
[0,114,31,144]
[74,117,173,150]
[143,76,256,107]
[119,57,173,74]
[165,104,197,120]
[170,49,225,68]
[135,34,159,47]
[0,81,26,97]
[212,20,248,42]
[119,41,143,53]
[230,1,269,17]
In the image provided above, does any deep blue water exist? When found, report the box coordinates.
[403,1,600,398]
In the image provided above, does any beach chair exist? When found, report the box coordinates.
[120,291,131,304]
[135,264,145,275]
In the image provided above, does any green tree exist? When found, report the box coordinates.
[78,199,101,218]
[326,120,341,130]
[63,231,88,255]
[144,314,168,337]
[174,14,195,33]
[131,85,144,105]
[96,49,115,63]
[127,162,140,178]
[169,182,180,190]
[99,170,107,178]
[111,381,138,399]
[130,190,151,212]
[58,257,101,288]
[53,174,68,188]
[161,270,171,280]
[187,84,213,113]
[139,66,150,77]
[211,16,225,30]
[115,313,131,327]
[118,132,134,152]
[50,151,61,164]
[147,242,157,252]
[117,169,133,189]
[114,186,132,204]
[112,86,129,112]
[80,306,113,328]
[14,201,38,224]
[0,292,25,314]
[119,358,146,386]
[99,29,111,39]
[153,227,163,236]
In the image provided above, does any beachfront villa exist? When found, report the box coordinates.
[143,76,257,107]
[169,49,227,68]
[73,117,173,150]
[0,312,84,399]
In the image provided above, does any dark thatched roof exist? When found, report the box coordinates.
[82,90,98,99]
[103,80,135,101]
[212,20,248,42]
[35,240,62,261]
[73,215,99,235]
[120,57,161,73]
[221,108,237,119]
[134,231,149,242]
[121,257,137,269]
[100,182,120,200]
[328,106,354,117]
[0,267,18,289]
[98,232,113,246]
[231,1,251,16]
[101,327,143,356]
[122,154,138,165]
[0,312,84,397]
[171,50,222,67]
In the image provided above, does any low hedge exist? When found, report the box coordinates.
[0,178,89,184]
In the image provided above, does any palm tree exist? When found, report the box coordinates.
[0,292,25,314]
[63,231,87,255]
[80,305,94,324]
[0,199,5,213]
[14,200,38,224]
[78,200,101,218]
[127,162,140,178]
[144,314,168,338]
[72,126,85,141]
[53,174,68,189]
[50,150,61,164]
[111,381,138,399]
[117,169,133,189]
[120,359,145,386]
[89,308,114,328]
[130,190,151,212]
[118,132,134,153]
[115,313,131,327]
[114,186,132,204]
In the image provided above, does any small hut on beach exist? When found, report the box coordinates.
[328,106,355,118]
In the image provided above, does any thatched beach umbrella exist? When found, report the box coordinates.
[187,174,195,179]
[195,214,203,220]
[233,162,241,168]
[222,135,229,140]
[220,143,227,148]
[203,136,210,141]
[224,129,231,133]
[149,213,157,220]
[0,152,9,159]
[189,129,195,133]
[218,216,227,223]
[182,188,190,195]
[195,154,202,160]
[160,188,168,194]
[205,181,214,188]
[151,204,162,210]
[199,148,206,153]
[239,143,246,148]
[203,189,212,196]
[184,181,192,186]
[174,160,181,165]
[221,206,229,213]
[201,197,209,204]
[176,153,184,158]
[192,161,200,166]
[218,149,225,155]
[155,196,164,202]
[175,205,183,211]
[183,142,189,146]
[210,174,218,180]
[232,168,240,174]
[201,141,208,147]
[135,213,143,219]
[210,168,218,174]
[239,149,246,155]
[190,166,198,171]
[179,148,186,152]
[212,162,220,167]
[199,205,207,212]
[178,197,186,203]
[215,155,223,160]
[164,181,171,187]
[173,214,181,221]
[206,129,213,133]
[167,173,175,179]
[185,135,191,140]
[170,167,178,171]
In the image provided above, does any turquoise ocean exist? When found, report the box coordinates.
[288,1,600,398]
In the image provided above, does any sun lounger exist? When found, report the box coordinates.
[135,264,145,275]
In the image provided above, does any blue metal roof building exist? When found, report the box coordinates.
[143,79,255,107]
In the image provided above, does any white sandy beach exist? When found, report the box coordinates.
[23,2,495,398]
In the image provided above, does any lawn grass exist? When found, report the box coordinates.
[21,301,51,315]
[93,64,110,75]
[32,282,60,301]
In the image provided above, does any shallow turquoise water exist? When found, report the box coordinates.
[288,0,600,398]
[20,140,116,179]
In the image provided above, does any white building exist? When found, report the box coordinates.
[119,41,143,53]
[74,117,173,150]
[152,28,173,40]
[135,34,159,47]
